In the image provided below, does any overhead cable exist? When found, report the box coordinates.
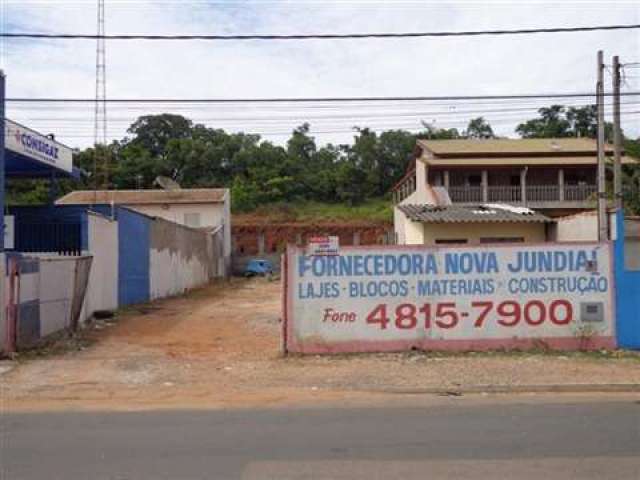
[7,91,640,104]
[3,24,640,41]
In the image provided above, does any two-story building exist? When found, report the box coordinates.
[393,138,635,245]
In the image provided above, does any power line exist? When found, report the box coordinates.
[7,91,640,104]
[16,104,640,124]
[3,24,640,41]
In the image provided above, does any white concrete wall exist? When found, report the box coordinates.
[127,195,231,273]
[554,211,617,242]
[394,190,423,245]
[128,203,225,229]
[394,162,451,245]
[3,255,94,351]
[422,222,546,246]
[149,218,215,300]
[38,258,76,336]
[222,191,232,274]
[81,213,118,321]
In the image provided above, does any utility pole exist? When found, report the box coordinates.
[612,55,623,212]
[0,71,5,254]
[596,50,607,241]
[94,0,107,190]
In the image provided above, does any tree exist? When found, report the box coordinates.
[516,104,614,140]
[465,117,495,139]
[566,105,597,138]
[623,138,640,214]
[126,114,193,158]
[516,105,571,138]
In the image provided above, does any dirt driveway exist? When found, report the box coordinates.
[2,278,640,411]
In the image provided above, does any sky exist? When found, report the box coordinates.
[1,0,639,149]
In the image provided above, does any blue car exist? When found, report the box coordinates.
[244,259,274,277]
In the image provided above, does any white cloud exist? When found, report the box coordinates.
[1,0,639,148]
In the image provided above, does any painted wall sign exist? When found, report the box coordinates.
[307,235,339,256]
[283,243,616,354]
[5,119,73,173]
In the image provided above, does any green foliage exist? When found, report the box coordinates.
[245,198,393,224]
[516,106,640,215]
[9,108,636,216]
[49,114,432,210]
[516,104,614,140]
[6,180,50,205]
[465,117,495,139]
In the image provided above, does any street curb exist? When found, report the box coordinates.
[358,384,640,395]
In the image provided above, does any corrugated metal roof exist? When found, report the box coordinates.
[55,189,228,205]
[417,138,614,156]
[399,204,553,223]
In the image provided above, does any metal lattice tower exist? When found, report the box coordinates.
[94,0,107,188]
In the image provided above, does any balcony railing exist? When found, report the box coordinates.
[488,185,521,202]
[448,186,483,203]
[447,184,597,204]
[565,184,597,202]
[526,185,561,202]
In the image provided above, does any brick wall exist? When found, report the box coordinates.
[232,223,393,256]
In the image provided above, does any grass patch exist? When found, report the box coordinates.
[235,198,393,224]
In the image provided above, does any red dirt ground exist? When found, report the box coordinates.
[2,278,640,412]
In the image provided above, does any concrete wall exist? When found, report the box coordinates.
[233,223,393,255]
[394,190,420,245]
[149,217,216,300]
[126,195,231,275]
[422,222,546,246]
[81,213,118,321]
[554,211,618,242]
[3,255,93,353]
[404,216,426,245]
[128,203,225,230]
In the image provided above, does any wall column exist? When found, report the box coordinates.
[558,168,565,201]
[520,168,527,205]
[257,232,265,255]
[481,170,488,203]
[443,170,450,190]
[414,161,428,203]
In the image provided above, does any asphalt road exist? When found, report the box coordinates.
[2,397,640,479]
